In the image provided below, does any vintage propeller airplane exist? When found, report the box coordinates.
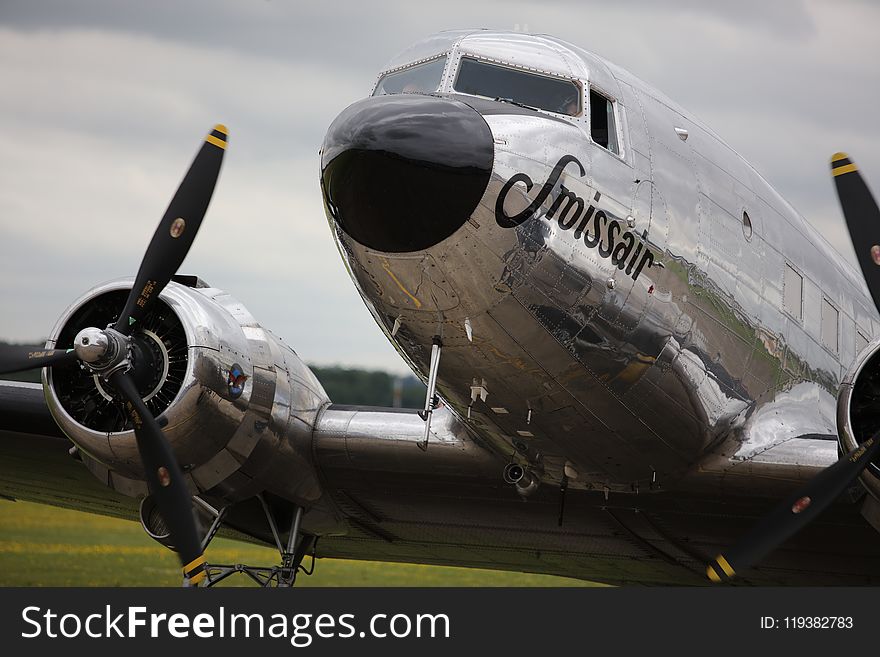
[1,30,879,586]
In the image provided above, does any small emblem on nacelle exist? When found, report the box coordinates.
[226,363,248,399]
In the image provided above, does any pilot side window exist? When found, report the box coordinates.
[373,56,448,96]
[590,89,619,155]
[453,56,581,116]
[821,298,839,352]
[783,263,803,321]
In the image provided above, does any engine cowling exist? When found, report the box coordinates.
[837,337,880,501]
[42,278,330,506]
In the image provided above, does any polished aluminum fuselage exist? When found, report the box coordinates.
[328,31,880,499]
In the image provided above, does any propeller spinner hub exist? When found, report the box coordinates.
[73,326,130,376]
[73,327,111,363]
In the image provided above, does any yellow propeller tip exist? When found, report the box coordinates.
[831,152,849,163]
[706,564,721,582]
[206,125,228,150]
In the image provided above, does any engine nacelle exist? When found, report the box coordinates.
[837,337,880,501]
[42,278,330,506]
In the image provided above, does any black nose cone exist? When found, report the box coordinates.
[321,94,493,253]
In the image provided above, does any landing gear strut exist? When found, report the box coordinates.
[418,336,442,451]
[196,495,316,587]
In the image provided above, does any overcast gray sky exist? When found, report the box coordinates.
[1,0,878,373]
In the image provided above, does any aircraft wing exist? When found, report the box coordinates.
[0,381,141,520]
[0,379,704,584]
[3,379,879,585]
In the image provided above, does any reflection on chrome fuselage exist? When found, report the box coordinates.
[322,30,876,503]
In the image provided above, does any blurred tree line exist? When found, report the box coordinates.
[0,341,425,408]
[310,366,425,408]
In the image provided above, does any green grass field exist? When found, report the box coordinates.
[0,500,595,587]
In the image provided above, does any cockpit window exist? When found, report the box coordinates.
[453,56,581,116]
[373,56,447,96]
[590,89,619,155]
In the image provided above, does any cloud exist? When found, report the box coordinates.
[0,24,406,370]
[1,0,878,373]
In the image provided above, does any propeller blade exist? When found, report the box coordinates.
[707,433,880,582]
[109,369,206,585]
[0,346,77,375]
[114,125,227,335]
[831,152,880,312]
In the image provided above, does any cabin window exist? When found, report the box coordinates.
[783,263,803,320]
[453,56,581,116]
[373,56,447,95]
[821,298,839,352]
[857,329,870,355]
[590,89,619,155]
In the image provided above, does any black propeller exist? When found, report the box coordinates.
[0,124,227,586]
[831,152,880,310]
[707,435,880,582]
[110,370,206,584]
[706,152,880,582]
[114,125,227,335]
[0,346,77,375]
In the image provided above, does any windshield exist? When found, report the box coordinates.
[453,56,581,116]
[373,56,447,96]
